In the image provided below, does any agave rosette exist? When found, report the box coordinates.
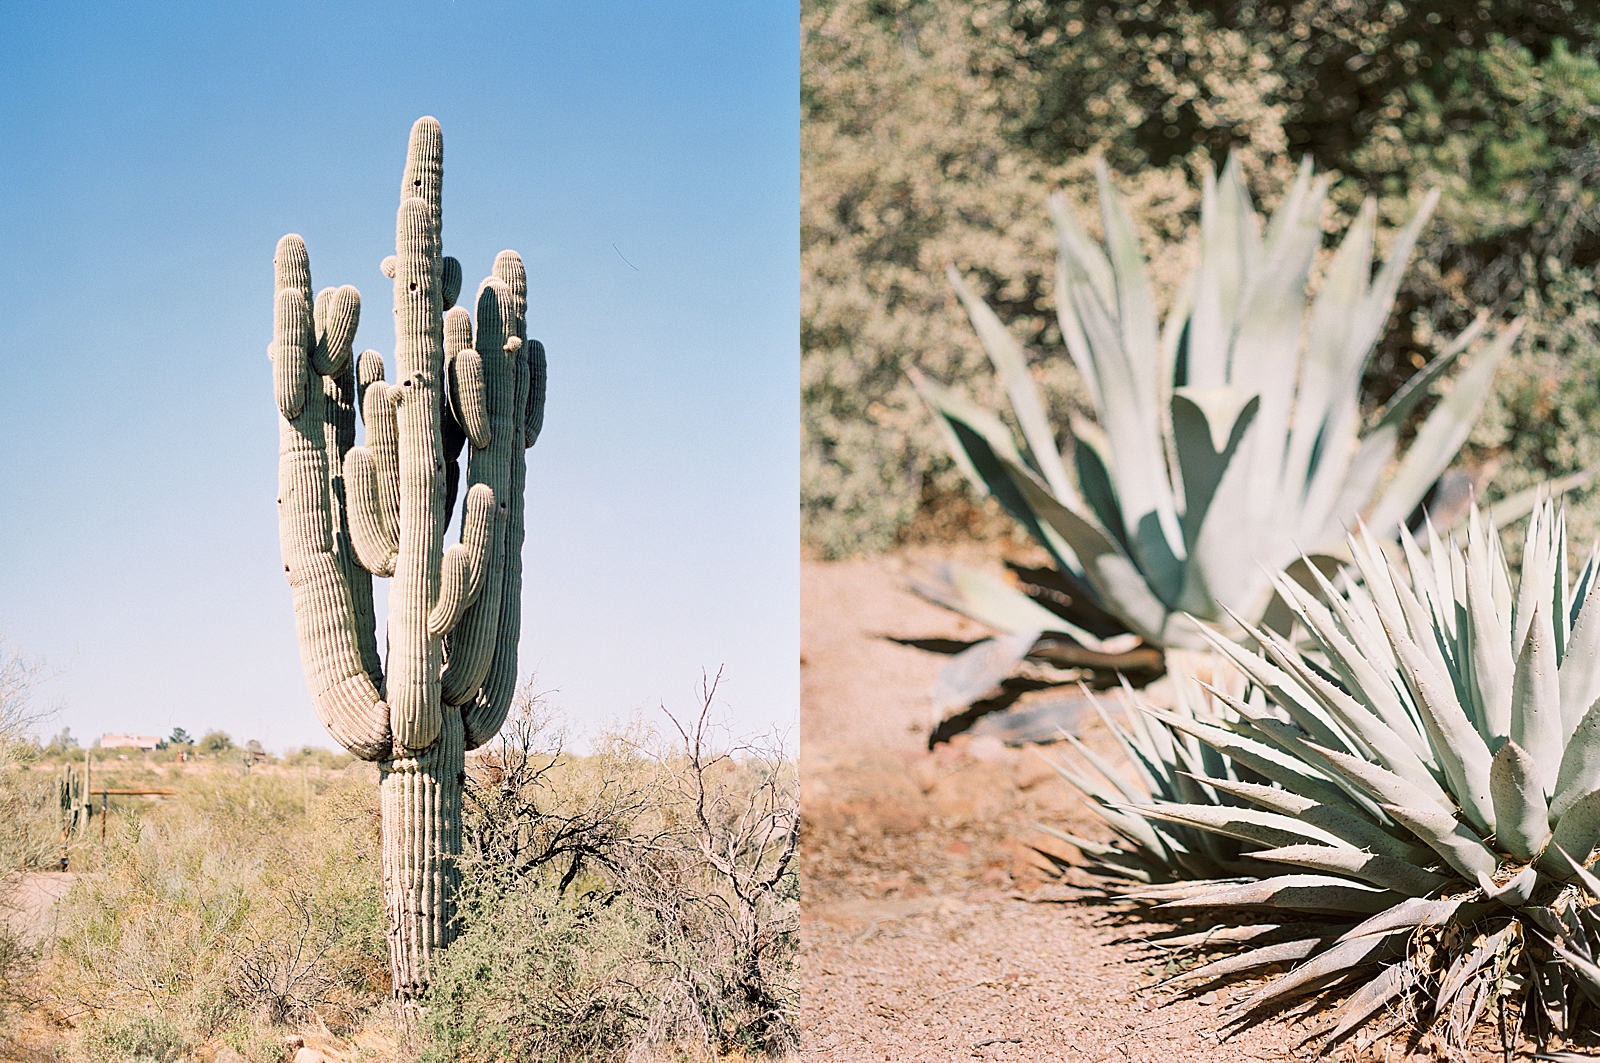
[913,157,1522,655]
[1042,499,1600,1045]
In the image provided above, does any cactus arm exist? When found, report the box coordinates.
[525,339,546,445]
[465,344,530,748]
[387,117,449,754]
[356,349,384,401]
[440,304,474,524]
[439,277,518,705]
[313,283,380,683]
[525,338,546,447]
[311,285,360,376]
[489,250,545,449]
[428,484,495,636]
[443,305,472,362]
[344,447,399,576]
[461,251,534,742]
[359,377,403,550]
[273,234,392,760]
[482,249,546,448]
[442,255,463,310]
[451,350,490,448]
[272,287,310,419]
[323,313,383,685]
[430,549,473,638]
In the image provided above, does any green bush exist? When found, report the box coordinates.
[422,874,652,1063]
[79,1011,185,1063]
[197,730,234,755]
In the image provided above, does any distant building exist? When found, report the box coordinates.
[100,733,162,751]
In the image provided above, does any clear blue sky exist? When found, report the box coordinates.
[0,2,798,752]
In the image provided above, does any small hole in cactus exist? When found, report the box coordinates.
[409,283,417,292]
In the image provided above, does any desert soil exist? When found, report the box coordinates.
[799,550,1515,1063]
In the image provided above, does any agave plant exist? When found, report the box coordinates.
[1041,499,1600,1048]
[913,157,1523,658]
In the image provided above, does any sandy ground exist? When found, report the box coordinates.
[2,874,73,947]
[799,552,1517,1063]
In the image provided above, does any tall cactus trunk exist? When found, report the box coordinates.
[269,117,547,998]
[381,711,464,996]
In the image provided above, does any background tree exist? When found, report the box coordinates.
[198,731,234,756]
[802,0,1600,556]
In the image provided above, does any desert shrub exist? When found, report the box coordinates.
[0,634,59,1026]
[197,730,234,755]
[421,682,798,1060]
[79,1011,185,1063]
[44,766,387,1052]
[282,745,353,770]
[802,0,1084,557]
[0,766,64,874]
[40,728,79,757]
[0,766,63,1025]
[801,0,1600,556]
[422,874,653,1063]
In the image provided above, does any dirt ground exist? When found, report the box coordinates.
[798,551,1521,1063]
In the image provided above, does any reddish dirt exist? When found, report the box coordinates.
[799,551,1512,1063]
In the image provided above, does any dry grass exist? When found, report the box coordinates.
[0,695,798,1063]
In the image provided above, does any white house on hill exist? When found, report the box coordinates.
[100,734,161,751]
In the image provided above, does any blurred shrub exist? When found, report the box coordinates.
[197,730,234,755]
[802,0,1600,556]
[802,0,1083,556]
[281,745,353,770]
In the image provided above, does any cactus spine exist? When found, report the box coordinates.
[269,117,546,997]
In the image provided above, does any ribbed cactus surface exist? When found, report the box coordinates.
[269,116,545,997]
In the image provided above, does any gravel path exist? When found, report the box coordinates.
[800,551,1511,1062]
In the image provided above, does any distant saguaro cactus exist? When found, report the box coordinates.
[269,116,545,997]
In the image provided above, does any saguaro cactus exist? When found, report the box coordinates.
[269,116,545,997]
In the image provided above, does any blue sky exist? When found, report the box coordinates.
[0,2,798,752]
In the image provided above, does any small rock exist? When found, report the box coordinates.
[293,1048,332,1063]
[1198,991,1218,1006]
